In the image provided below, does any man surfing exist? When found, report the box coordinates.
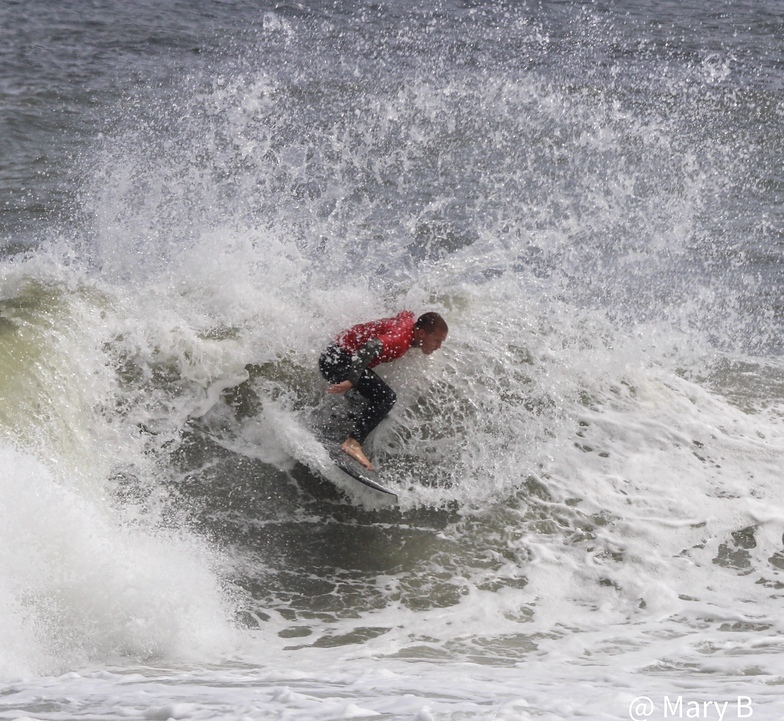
[318,311,448,470]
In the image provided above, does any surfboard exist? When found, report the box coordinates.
[326,444,397,499]
[309,394,398,502]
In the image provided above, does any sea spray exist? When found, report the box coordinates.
[1,2,783,717]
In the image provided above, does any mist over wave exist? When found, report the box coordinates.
[1,2,783,716]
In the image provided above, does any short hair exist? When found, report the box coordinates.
[415,312,448,335]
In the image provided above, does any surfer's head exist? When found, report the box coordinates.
[414,312,448,355]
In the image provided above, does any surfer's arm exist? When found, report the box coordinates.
[326,339,383,394]
[345,338,382,385]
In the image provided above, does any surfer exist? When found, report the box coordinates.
[319,311,449,470]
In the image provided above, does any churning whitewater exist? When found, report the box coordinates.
[1,1,783,719]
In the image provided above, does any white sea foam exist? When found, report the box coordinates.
[0,443,238,677]
[2,1,784,718]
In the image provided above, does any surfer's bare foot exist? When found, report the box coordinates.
[341,438,374,471]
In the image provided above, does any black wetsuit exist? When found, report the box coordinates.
[318,343,396,443]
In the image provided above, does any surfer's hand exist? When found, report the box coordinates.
[327,380,353,394]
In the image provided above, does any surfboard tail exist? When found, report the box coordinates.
[326,446,396,498]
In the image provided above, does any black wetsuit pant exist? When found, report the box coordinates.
[318,344,396,444]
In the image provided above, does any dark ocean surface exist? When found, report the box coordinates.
[1,2,783,719]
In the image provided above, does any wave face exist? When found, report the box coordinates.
[1,0,784,717]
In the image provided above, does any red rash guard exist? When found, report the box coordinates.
[336,311,416,368]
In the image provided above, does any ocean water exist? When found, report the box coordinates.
[1,1,784,719]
